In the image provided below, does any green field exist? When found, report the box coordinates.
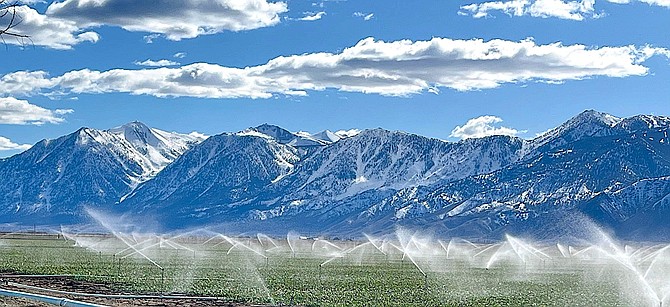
[0,232,667,306]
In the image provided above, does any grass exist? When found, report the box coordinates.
[0,234,657,306]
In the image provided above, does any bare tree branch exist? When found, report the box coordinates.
[0,0,29,40]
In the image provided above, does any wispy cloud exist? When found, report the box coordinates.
[133,59,181,67]
[450,116,523,139]
[173,52,187,59]
[459,0,602,20]
[143,34,161,44]
[353,12,375,20]
[0,37,667,99]
[460,0,669,20]
[0,136,31,152]
[0,97,72,125]
[299,11,326,21]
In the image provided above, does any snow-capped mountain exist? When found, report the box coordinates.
[107,121,206,181]
[3,111,670,241]
[117,127,528,231]
[237,124,342,148]
[244,130,527,220]
[117,132,301,226]
[345,111,670,240]
[0,122,204,223]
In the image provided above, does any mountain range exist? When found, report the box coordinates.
[2,110,670,241]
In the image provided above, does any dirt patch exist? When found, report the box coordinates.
[0,296,52,306]
[0,275,271,307]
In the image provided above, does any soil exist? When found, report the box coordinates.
[0,275,273,307]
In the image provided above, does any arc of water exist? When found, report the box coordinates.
[226,242,240,254]
[405,239,426,277]
[472,243,501,259]
[200,233,235,249]
[640,245,670,264]
[113,232,163,270]
[120,241,163,259]
[363,233,387,255]
[505,235,552,261]
[161,238,195,253]
[312,239,343,252]
[114,238,154,257]
[83,209,163,271]
[257,233,279,251]
[556,243,570,258]
[120,235,195,259]
[460,239,479,249]
[631,244,662,263]
[223,235,267,259]
[485,243,508,269]
[643,244,670,279]
[569,246,578,257]
[438,240,451,259]
[319,242,374,267]
[592,245,661,305]
[571,246,597,258]
[287,233,297,256]
[201,235,221,245]
[130,233,141,244]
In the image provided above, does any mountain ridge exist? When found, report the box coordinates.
[2,111,670,241]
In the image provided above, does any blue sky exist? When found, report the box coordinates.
[0,0,669,157]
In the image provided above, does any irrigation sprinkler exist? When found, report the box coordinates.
[117,257,121,278]
[160,267,165,294]
[363,233,387,256]
[257,233,280,252]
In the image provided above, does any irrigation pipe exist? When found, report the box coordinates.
[0,274,110,279]
[0,287,109,307]
[7,282,227,300]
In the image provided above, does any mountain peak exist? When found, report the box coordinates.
[108,121,161,148]
[310,130,341,143]
[615,114,670,132]
[252,124,296,144]
[570,110,621,127]
[238,124,340,147]
[532,110,621,148]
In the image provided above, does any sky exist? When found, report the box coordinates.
[0,0,669,157]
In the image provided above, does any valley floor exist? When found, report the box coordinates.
[0,232,665,306]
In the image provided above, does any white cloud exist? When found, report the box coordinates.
[0,136,31,152]
[143,34,161,44]
[188,131,209,139]
[173,52,187,59]
[134,59,181,67]
[46,0,289,41]
[299,11,326,21]
[2,0,287,49]
[0,37,667,99]
[450,116,522,139]
[460,0,602,20]
[353,12,374,20]
[4,5,99,49]
[0,71,54,96]
[639,0,670,6]
[17,0,46,4]
[460,0,670,19]
[0,97,73,125]
[335,129,361,138]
